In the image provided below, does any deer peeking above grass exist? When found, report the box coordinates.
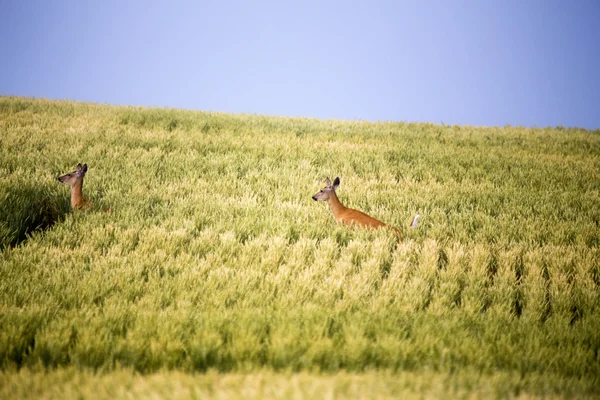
[312,177,419,234]
[57,163,91,210]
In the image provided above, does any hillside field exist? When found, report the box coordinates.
[1,96,599,398]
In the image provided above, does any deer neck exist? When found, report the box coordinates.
[71,180,85,209]
[327,191,347,219]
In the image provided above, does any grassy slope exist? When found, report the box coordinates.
[1,96,599,397]
[2,368,597,399]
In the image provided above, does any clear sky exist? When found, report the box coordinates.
[1,1,599,129]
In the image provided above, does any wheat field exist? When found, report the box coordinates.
[1,96,599,398]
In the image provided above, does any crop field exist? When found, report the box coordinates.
[1,96,599,398]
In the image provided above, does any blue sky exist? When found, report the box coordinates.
[1,1,599,129]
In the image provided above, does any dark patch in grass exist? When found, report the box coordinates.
[421,291,434,311]
[453,275,466,309]
[219,320,233,346]
[5,320,39,369]
[565,259,576,286]
[294,126,307,137]
[486,250,499,285]
[286,225,300,244]
[0,184,69,249]
[540,261,552,323]
[480,295,492,314]
[68,326,78,349]
[224,294,239,309]
[323,316,342,340]
[437,248,449,270]
[3,99,30,113]
[591,258,600,289]
[453,286,463,308]
[335,287,344,302]
[190,345,221,373]
[107,314,134,338]
[380,239,399,281]
[419,278,436,312]
[200,120,223,133]
[513,252,525,318]
[586,228,599,249]
[334,229,351,247]
[259,323,271,346]
[140,265,150,283]
[480,250,500,314]
[12,334,36,370]
[93,295,105,307]
[166,118,178,132]
[351,250,363,273]
[570,305,583,326]
[379,258,392,280]
[236,228,253,245]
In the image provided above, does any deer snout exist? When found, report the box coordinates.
[312,195,317,201]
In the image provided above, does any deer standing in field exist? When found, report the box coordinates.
[312,177,407,234]
[57,163,91,210]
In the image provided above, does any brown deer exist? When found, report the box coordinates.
[312,177,402,234]
[57,163,91,210]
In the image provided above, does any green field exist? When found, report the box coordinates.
[1,96,599,398]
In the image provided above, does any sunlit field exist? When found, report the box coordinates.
[1,96,599,398]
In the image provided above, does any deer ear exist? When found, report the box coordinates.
[333,177,340,190]
[82,164,88,173]
[325,177,332,187]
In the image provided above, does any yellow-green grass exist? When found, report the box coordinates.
[2,368,597,399]
[1,96,599,397]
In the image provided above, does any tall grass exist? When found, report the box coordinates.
[2,368,598,399]
[1,96,599,396]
